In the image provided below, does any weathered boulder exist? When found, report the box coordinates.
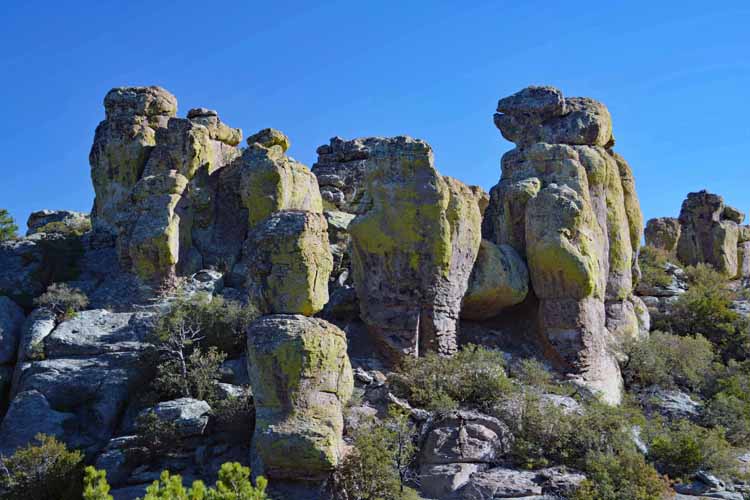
[0,296,24,365]
[239,138,323,228]
[26,210,91,236]
[347,136,485,357]
[246,314,353,479]
[461,240,529,320]
[484,86,646,404]
[138,398,211,437]
[240,211,332,316]
[420,411,512,466]
[645,217,681,253]
[90,86,177,235]
[677,191,740,276]
[455,466,585,499]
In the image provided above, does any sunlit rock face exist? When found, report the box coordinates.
[483,86,646,404]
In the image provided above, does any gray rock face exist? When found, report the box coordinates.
[0,296,24,365]
[455,466,585,499]
[677,191,740,276]
[0,309,153,454]
[138,398,211,437]
[639,386,703,421]
[645,217,682,253]
[483,86,646,404]
[0,236,47,305]
[346,136,486,358]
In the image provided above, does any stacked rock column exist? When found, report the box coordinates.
[484,86,647,403]
[240,130,353,482]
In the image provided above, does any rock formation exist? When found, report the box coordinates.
[676,190,744,276]
[483,86,646,403]
[339,136,486,358]
[246,314,353,479]
[645,217,681,253]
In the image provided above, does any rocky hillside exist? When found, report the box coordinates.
[0,85,748,500]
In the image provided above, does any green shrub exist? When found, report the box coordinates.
[645,419,736,480]
[150,294,254,402]
[572,450,669,500]
[0,209,18,242]
[512,358,558,391]
[139,462,268,500]
[34,283,89,320]
[505,395,642,471]
[622,331,715,392]
[213,391,254,436]
[0,433,83,500]
[332,408,419,500]
[390,344,511,411]
[130,411,183,460]
[155,294,258,357]
[702,359,750,445]
[638,246,676,289]
[83,466,113,500]
[655,264,749,360]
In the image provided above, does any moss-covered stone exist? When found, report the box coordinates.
[242,211,332,316]
[461,240,529,320]
[239,142,323,228]
[348,137,484,358]
[246,314,352,479]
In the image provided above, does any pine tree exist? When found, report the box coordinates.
[0,209,18,241]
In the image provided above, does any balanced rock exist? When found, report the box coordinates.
[246,314,353,479]
[677,190,741,276]
[346,136,485,358]
[645,217,681,253]
[483,86,646,403]
[241,211,332,316]
[239,139,323,228]
[461,240,529,320]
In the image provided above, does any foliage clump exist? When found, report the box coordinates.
[572,450,669,500]
[150,294,257,403]
[332,408,420,500]
[82,466,113,500]
[655,263,749,360]
[34,282,89,320]
[390,344,511,411]
[140,462,268,500]
[644,419,736,480]
[638,245,676,289]
[0,433,83,500]
[0,209,18,242]
[622,330,715,392]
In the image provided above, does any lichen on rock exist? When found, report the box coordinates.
[246,314,352,479]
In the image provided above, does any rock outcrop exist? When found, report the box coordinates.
[344,136,486,358]
[676,191,744,277]
[26,210,91,236]
[645,217,681,253]
[246,314,353,479]
[483,86,645,403]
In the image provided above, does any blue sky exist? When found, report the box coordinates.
[1,1,748,231]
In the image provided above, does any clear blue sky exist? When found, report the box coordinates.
[1,1,748,231]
